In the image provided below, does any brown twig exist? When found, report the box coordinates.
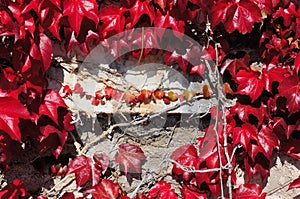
[79,94,209,154]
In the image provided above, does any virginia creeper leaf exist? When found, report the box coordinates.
[170,144,199,181]
[39,124,68,158]
[236,69,264,102]
[272,2,297,27]
[257,125,278,159]
[85,179,121,199]
[180,187,206,199]
[211,0,262,34]
[66,155,101,187]
[0,179,28,198]
[148,181,178,199]
[277,75,300,114]
[0,97,31,141]
[128,0,155,28]
[115,143,146,176]
[154,10,185,37]
[295,52,300,75]
[39,33,52,72]
[231,102,267,125]
[232,124,257,150]
[39,90,68,125]
[63,0,99,36]
[288,176,300,190]
[220,54,250,78]
[99,6,126,38]
[234,183,266,199]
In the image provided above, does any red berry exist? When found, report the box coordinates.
[168,91,178,102]
[104,86,114,100]
[183,89,195,102]
[112,90,122,100]
[138,89,152,103]
[154,90,165,99]
[202,84,211,98]
[92,97,100,106]
[124,92,136,104]
[62,85,72,95]
[163,97,170,105]
[95,90,104,99]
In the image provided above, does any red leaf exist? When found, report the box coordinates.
[115,143,146,176]
[99,6,126,38]
[234,183,266,199]
[93,152,110,174]
[0,3,22,40]
[130,28,160,58]
[39,90,68,125]
[277,75,300,114]
[66,31,89,55]
[120,196,131,199]
[39,125,68,158]
[2,67,19,83]
[272,2,297,27]
[39,33,52,72]
[190,63,206,76]
[180,187,206,199]
[164,51,189,73]
[295,52,300,75]
[170,144,199,181]
[154,10,185,37]
[257,125,279,159]
[251,0,277,14]
[134,193,149,199]
[232,124,257,150]
[148,181,178,199]
[0,97,31,141]
[281,137,300,160]
[288,176,300,190]
[261,64,291,93]
[220,54,250,78]
[236,69,264,102]
[63,0,99,36]
[198,127,217,160]
[66,155,101,187]
[60,192,75,199]
[244,156,270,180]
[231,102,267,126]
[85,179,121,199]
[128,0,155,28]
[0,179,28,198]
[47,11,62,39]
[211,0,262,34]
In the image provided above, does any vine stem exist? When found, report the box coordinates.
[137,27,144,64]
